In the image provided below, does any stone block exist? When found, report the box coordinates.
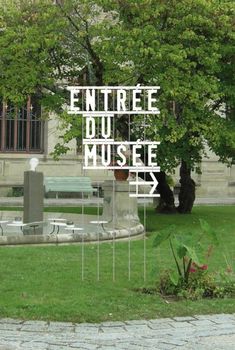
[23,171,43,235]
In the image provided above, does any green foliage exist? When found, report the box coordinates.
[154,217,235,299]
[153,219,222,294]
[0,0,66,106]
[52,143,71,161]
[153,225,174,247]
[96,0,235,171]
[159,268,235,301]
[0,0,234,171]
[50,112,83,160]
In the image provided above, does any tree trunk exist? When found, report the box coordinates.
[138,170,176,214]
[155,171,177,214]
[116,118,176,213]
[177,160,195,214]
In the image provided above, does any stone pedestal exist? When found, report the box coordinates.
[101,180,142,230]
[23,171,44,235]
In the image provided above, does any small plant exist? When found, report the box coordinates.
[7,187,24,197]
[153,219,235,300]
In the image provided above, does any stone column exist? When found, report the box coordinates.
[101,180,142,230]
[23,171,44,235]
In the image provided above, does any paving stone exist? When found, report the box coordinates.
[211,323,235,330]
[147,323,174,330]
[69,342,98,349]
[142,335,175,342]
[161,338,188,346]
[48,321,74,328]
[46,333,78,341]
[173,316,197,322]
[0,332,26,341]
[214,328,235,336]
[162,328,196,338]
[194,314,235,322]
[195,328,235,338]
[186,334,235,350]
[94,333,133,342]
[101,321,126,327]
[0,324,21,331]
[21,342,49,349]
[213,314,235,320]
[209,317,235,324]
[0,314,234,349]
[194,314,214,319]
[125,320,149,325]
[8,334,50,343]
[124,325,150,332]
[117,344,145,350]
[48,346,72,350]
[47,325,75,333]
[74,327,99,334]
[148,318,173,324]
[0,344,21,350]
[99,333,133,340]
[100,327,126,333]
[189,320,216,327]
[20,324,49,332]
[23,321,48,326]
[156,343,175,350]
[114,337,144,343]
[0,319,23,325]
[76,323,100,327]
[170,321,195,328]
[130,339,161,347]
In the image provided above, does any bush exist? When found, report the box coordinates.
[154,219,235,300]
[7,187,24,197]
[159,269,235,300]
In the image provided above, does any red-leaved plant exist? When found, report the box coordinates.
[153,219,219,287]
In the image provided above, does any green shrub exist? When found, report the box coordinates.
[154,219,235,300]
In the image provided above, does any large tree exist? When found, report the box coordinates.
[93,0,235,213]
[1,0,234,213]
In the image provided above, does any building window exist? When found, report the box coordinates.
[0,96,44,153]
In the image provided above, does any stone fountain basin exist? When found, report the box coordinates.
[0,211,144,245]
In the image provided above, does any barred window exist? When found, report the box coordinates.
[0,96,44,153]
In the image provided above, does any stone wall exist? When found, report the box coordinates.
[174,147,235,198]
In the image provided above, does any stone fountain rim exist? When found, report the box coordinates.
[0,224,145,246]
[0,210,145,246]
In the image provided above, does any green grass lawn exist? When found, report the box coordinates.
[0,206,234,322]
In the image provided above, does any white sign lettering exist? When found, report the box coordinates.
[68,86,161,197]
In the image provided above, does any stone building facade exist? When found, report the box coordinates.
[0,100,111,196]
[0,99,234,198]
[191,148,235,198]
